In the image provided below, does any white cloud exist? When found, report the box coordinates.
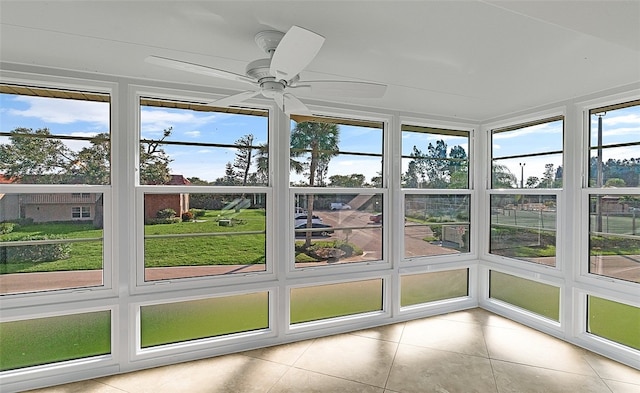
[8,96,109,126]
[184,130,201,138]
[602,113,640,126]
[140,109,218,133]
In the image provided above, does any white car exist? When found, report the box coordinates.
[330,202,351,210]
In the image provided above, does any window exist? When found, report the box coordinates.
[490,270,559,321]
[404,194,470,258]
[289,115,385,269]
[401,125,471,259]
[140,292,268,348]
[139,99,268,186]
[587,295,639,350]
[489,194,557,266]
[71,206,91,218]
[588,101,640,188]
[401,125,469,189]
[489,116,563,267]
[491,116,563,189]
[290,279,383,324]
[401,269,468,308]
[586,101,639,284]
[137,98,269,282]
[0,85,110,295]
[0,310,111,371]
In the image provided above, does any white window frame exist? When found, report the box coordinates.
[0,72,116,305]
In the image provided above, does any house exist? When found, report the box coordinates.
[143,174,191,222]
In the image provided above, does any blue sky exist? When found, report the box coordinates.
[1,93,638,185]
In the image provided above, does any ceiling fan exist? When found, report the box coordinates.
[145,25,387,115]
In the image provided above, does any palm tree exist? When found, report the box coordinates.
[290,121,340,247]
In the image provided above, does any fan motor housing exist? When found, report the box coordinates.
[260,80,284,98]
[246,58,272,80]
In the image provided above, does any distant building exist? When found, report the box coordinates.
[143,175,191,222]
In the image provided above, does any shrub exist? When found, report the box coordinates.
[190,209,206,218]
[156,208,176,219]
[3,235,71,263]
[181,211,194,222]
[147,217,181,225]
[0,222,15,235]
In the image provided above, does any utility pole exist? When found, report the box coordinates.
[519,162,525,188]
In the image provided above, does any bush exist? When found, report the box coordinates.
[3,235,71,263]
[156,208,176,219]
[147,217,181,225]
[181,211,194,222]
[0,222,16,235]
[190,209,206,218]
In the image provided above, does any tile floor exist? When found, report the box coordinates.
[26,308,639,393]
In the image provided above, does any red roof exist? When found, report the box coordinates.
[0,175,17,184]
[167,175,191,185]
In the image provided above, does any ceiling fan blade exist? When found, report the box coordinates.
[282,93,311,115]
[145,55,256,84]
[209,90,262,107]
[297,80,387,98]
[270,26,325,81]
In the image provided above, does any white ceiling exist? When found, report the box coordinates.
[1,0,639,121]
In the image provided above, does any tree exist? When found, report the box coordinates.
[402,146,425,188]
[71,133,110,184]
[0,128,76,183]
[402,140,468,188]
[139,128,173,185]
[232,134,255,186]
[525,176,540,188]
[541,163,555,188]
[605,178,626,187]
[492,163,517,188]
[328,174,366,187]
[425,139,448,188]
[290,121,340,246]
[254,143,269,185]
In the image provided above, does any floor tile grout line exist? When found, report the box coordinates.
[287,365,389,390]
[580,352,611,390]
[382,322,406,391]
[488,357,618,379]
[88,379,131,393]
[480,319,501,393]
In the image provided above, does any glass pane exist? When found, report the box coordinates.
[290,279,383,324]
[140,102,268,186]
[589,194,640,283]
[0,193,104,294]
[0,311,110,371]
[490,271,559,321]
[290,118,383,188]
[588,296,640,350]
[401,269,468,307]
[589,101,640,187]
[293,193,382,268]
[143,193,266,281]
[404,194,470,258]
[492,154,563,189]
[489,194,557,267]
[401,125,469,189]
[140,292,268,348]
[588,147,640,188]
[491,118,563,189]
[0,90,110,185]
[588,103,639,188]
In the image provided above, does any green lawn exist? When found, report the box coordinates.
[0,209,266,274]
